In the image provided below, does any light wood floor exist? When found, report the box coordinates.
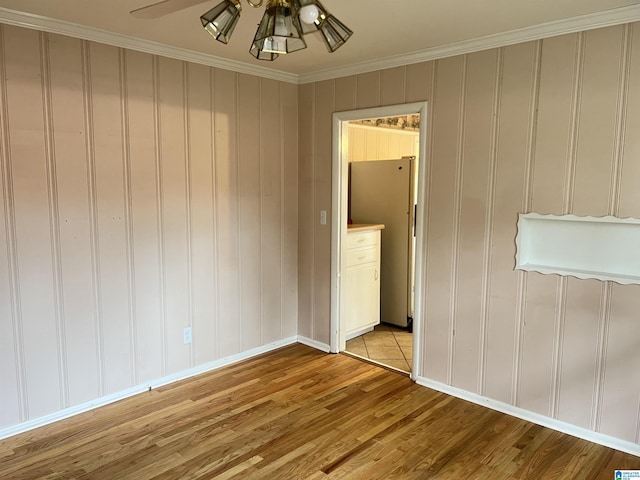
[1,344,638,479]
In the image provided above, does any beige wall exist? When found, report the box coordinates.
[347,124,418,162]
[0,25,298,429]
[299,23,640,444]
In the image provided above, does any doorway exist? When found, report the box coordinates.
[330,102,428,382]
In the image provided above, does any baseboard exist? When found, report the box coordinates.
[0,336,298,441]
[415,376,640,458]
[297,335,331,353]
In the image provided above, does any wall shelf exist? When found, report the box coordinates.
[515,213,640,285]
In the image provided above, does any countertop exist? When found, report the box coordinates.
[347,223,385,233]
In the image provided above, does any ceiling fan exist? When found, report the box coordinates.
[130,0,353,61]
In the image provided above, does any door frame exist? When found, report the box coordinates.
[330,102,428,381]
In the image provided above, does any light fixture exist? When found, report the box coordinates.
[201,0,242,44]
[250,0,307,60]
[318,13,353,52]
[200,0,352,61]
[292,0,352,52]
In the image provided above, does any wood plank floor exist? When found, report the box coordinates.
[1,344,638,479]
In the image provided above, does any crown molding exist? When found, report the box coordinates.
[0,7,299,84]
[1,4,640,85]
[298,3,640,84]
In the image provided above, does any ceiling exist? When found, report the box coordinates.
[1,0,640,81]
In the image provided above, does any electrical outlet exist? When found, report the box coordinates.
[183,327,192,345]
[320,210,327,225]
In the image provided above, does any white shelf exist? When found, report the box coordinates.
[515,213,640,285]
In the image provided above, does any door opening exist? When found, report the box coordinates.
[330,102,428,382]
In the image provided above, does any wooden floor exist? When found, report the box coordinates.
[1,344,638,479]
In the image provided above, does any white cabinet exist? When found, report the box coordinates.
[345,225,383,340]
[351,158,415,328]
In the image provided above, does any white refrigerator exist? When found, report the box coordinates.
[349,157,416,330]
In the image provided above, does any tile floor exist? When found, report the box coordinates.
[345,323,412,373]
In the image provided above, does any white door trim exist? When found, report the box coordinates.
[331,102,428,381]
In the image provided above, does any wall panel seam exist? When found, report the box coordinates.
[449,55,467,386]
[210,67,220,361]
[421,61,437,376]
[259,78,264,345]
[353,76,358,112]
[352,77,356,111]
[479,48,503,396]
[331,79,336,344]
[402,65,408,104]
[0,24,28,421]
[81,40,105,396]
[513,271,527,407]
[524,40,542,214]
[610,24,632,217]
[310,82,315,340]
[279,82,285,340]
[152,55,167,376]
[593,282,612,431]
[551,276,567,419]
[332,80,338,344]
[119,48,138,385]
[513,40,542,406]
[564,32,585,214]
[234,72,242,350]
[39,32,68,408]
[183,62,194,367]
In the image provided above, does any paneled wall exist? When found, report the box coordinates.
[347,124,418,162]
[298,23,640,445]
[0,25,298,429]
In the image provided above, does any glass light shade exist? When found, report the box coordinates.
[249,44,279,61]
[319,14,353,52]
[250,2,307,60]
[200,0,242,44]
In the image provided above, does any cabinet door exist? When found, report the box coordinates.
[345,264,380,335]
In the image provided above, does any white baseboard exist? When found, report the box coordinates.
[415,376,640,458]
[0,336,298,441]
[297,335,331,353]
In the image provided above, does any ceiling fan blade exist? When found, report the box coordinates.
[130,0,214,19]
